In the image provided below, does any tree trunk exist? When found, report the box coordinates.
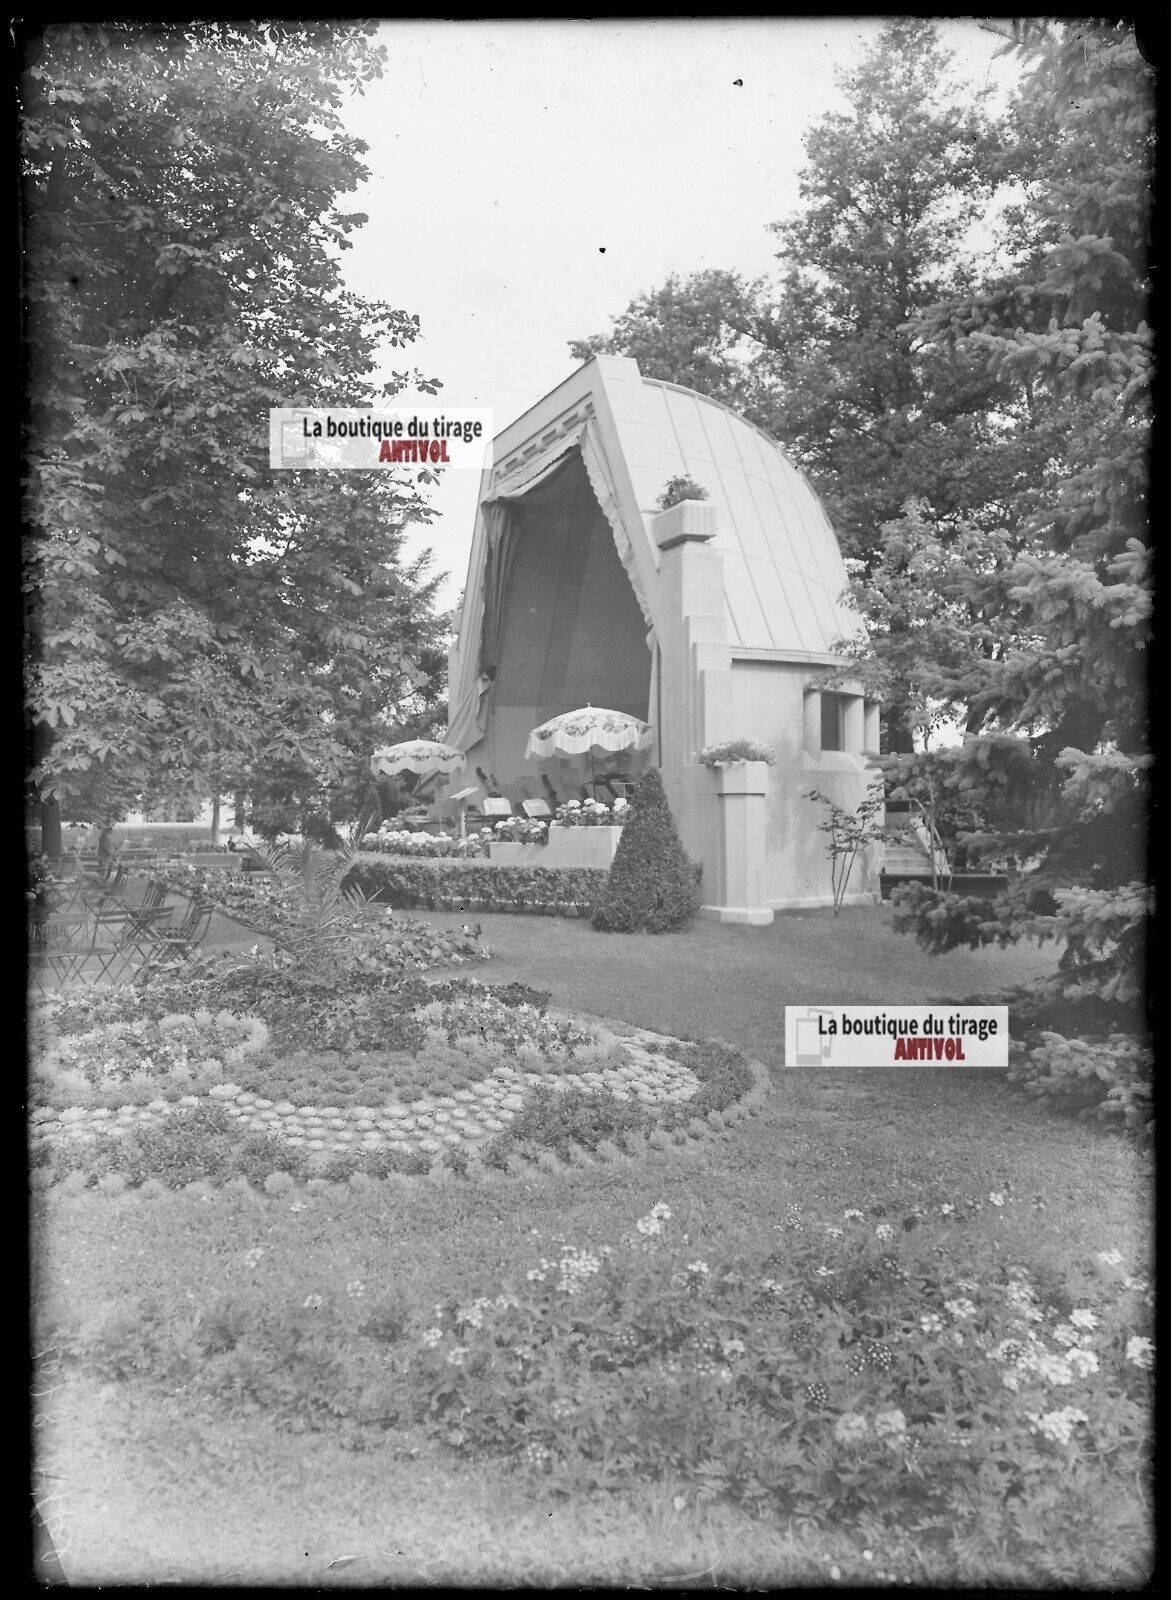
[210,794,221,847]
[40,796,62,863]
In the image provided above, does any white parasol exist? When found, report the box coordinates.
[525,705,653,794]
[524,705,653,761]
[370,739,467,780]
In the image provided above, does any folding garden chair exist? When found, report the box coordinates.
[85,903,174,984]
[78,862,129,914]
[129,880,170,925]
[135,898,216,985]
[28,915,90,992]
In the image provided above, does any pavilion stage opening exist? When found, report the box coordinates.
[471,450,651,803]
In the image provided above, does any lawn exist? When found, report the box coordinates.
[30,904,1153,1588]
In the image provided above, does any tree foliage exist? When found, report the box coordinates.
[569,269,761,414]
[570,22,1038,749]
[884,20,1152,1123]
[22,21,451,836]
[568,19,1152,1119]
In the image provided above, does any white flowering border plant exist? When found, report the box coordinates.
[697,740,777,768]
[396,1197,1152,1580]
[554,798,628,827]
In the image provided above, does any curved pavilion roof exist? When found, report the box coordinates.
[616,367,859,658]
[447,356,860,752]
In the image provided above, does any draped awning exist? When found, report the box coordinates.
[446,416,655,754]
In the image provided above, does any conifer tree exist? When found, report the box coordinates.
[593,769,699,934]
[886,20,1152,1135]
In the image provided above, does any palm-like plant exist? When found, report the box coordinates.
[248,819,376,977]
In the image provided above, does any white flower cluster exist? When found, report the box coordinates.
[1004,1274,1044,1323]
[1096,1248,1124,1267]
[873,1408,906,1438]
[944,1298,978,1321]
[1126,1336,1154,1370]
[834,1412,868,1444]
[456,1296,494,1330]
[1020,1347,1077,1386]
[1053,1322,1088,1347]
[1027,1407,1089,1445]
[635,1202,672,1237]
[555,1246,604,1295]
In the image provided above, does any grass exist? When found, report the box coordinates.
[418,902,1059,1062]
[31,905,1152,1586]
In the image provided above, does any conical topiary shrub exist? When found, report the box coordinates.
[593,768,700,933]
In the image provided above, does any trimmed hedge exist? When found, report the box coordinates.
[345,852,608,917]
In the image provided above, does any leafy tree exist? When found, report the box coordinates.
[22,21,450,850]
[569,269,761,414]
[887,20,1152,1130]
[752,21,1020,560]
[593,769,699,934]
[570,23,1033,748]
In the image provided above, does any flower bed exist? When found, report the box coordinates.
[345,854,609,917]
[33,1188,1153,1582]
[28,980,765,1188]
[554,798,627,826]
[149,863,300,932]
[364,828,487,858]
[397,1202,1152,1578]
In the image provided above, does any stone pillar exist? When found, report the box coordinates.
[699,761,774,925]
[802,687,821,756]
[864,699,881,754]
[649,500,773,925]
[843,694,865,754]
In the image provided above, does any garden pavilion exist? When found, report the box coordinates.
[446,355,881,921]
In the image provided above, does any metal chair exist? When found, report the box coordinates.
[28,915,91,991]
[136,898,215,984]
[86,904,175,984]
[78,861,129,913]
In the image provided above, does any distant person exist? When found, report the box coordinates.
[97,823,115,875]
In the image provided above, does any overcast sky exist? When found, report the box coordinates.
[339,18,1019,609]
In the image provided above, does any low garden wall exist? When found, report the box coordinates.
[489,824,623,870]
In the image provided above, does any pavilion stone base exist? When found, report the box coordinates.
[490,824,623,870]
[698,904,775,926]
[765,890,881,912]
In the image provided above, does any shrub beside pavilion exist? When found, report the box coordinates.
[593,769,700,934]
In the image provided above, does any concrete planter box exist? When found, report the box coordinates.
[708,759,771,797]
[491,824,623,870]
